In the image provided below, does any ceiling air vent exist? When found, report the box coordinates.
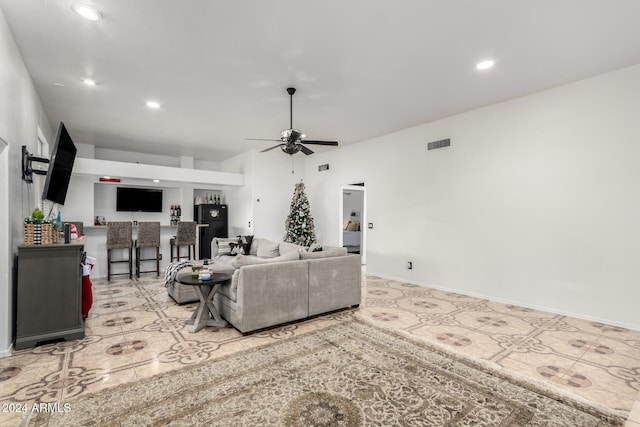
[427,138,450,151]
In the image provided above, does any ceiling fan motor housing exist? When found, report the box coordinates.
[280,128,305,142]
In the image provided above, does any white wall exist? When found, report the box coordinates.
[92,146,221,171]
[95,147,180,167]
[304,65,640,330]
[0,138,9,357]
[60,175,96,225]
[220,150,254,237]
[252,151,304,241]
[220,149,304,242]
[0,7,54,355]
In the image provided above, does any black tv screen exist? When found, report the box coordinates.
[117,187,163,212]
[42,122,77,205]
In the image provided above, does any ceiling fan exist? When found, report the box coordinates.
[247,87,339,155]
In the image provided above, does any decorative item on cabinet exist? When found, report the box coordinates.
[170,204,182,225]
[23,208,61,245]
[194,190,225,206]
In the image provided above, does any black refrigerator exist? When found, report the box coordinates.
[194,204,228,259]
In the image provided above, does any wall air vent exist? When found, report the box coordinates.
[427,138,450,151]
[318,164,330,172]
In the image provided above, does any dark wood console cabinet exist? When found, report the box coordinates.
[15,241,85,350]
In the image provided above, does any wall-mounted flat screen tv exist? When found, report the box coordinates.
[116,187,163,212]
[41,122,77,205]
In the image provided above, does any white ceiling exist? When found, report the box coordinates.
[2,0,640,162]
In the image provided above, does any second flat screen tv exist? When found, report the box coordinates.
[116,187,163,212]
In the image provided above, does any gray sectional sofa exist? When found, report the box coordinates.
[166,238,362,334]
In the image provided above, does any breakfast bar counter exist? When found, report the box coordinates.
[82,225,178,279]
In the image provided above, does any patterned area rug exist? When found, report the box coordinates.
[26,319,625,426]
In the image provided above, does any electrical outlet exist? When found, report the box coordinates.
[407,261,412,270]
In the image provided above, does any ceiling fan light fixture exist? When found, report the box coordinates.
[72,4,102,21]
[281,144,301,155]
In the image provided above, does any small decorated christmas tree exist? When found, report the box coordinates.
[284,182,316,246]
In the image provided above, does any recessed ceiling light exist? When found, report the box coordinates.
[146,101,161,109]
[72,4,102,21]
[476,59,495,70]
[153,179,160,183]
[82,78,96,86]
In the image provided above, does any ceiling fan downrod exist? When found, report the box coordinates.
[287,87,296,129]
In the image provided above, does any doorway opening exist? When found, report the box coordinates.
[340,183,366,265]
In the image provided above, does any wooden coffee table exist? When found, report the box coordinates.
[176,272,232,333]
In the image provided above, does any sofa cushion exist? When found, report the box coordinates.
[235,250,299,267]
[256,238,280,258]
[279,241,305,255]
[300,246,348,259]
[213,255,237,268]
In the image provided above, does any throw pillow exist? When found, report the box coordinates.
[215,237,237,256]
[279,241,305,255]
[308,243,323,252]
[249,237,261,256]
[257,238,280,258]
[242,235,253,255]
[211,239,219,257]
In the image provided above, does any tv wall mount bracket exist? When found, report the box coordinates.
[22,145,49,183]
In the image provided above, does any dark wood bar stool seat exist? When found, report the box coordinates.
[170,221,196,261]
[135,221,160,278]
[106,221,133,281]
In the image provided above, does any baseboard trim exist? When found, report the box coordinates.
[0,343,14,358]
[367,272,639,332]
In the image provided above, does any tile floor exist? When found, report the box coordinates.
[0,274,639,426]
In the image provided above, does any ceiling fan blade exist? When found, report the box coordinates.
[260,144,283,153]
[299,145,314,155]
[300,140,339,146]
[246,138,281,142]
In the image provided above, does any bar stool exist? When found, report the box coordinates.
[170,221,196,261]
[106,221,133,281]
[135,221,160,278]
